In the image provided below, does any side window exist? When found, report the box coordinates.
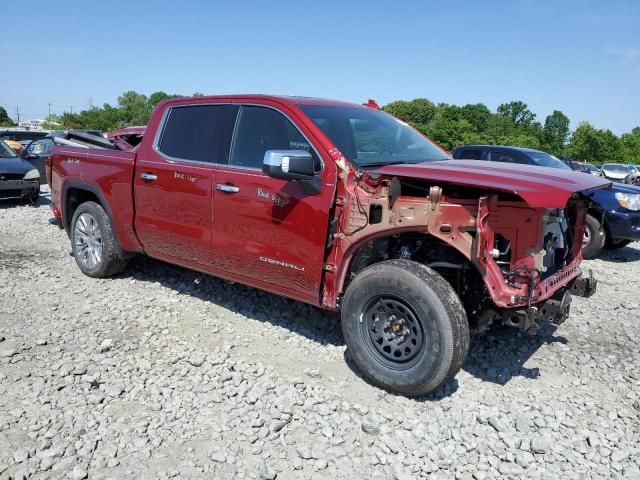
[459,149,483,160]
[489,151,525,164]
[230,106,320,170]
[158,105,235,163]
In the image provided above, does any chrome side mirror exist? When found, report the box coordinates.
[262,150,315,181]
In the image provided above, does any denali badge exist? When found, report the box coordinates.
[259,256,304,271]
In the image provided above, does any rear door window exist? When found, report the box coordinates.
[157,105,238,163]
[458,148,483,160]
[489,150,528,164]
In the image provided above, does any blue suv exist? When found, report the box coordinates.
[452,145,640,258]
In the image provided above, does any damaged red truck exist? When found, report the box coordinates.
[47,95,608,396]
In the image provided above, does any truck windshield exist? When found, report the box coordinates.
[527,151,571,170]
[300,106,450,167]
[0,140,18,159]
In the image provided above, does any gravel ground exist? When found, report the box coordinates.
[1,188,639,480]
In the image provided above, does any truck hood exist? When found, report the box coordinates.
[376,160,611,208]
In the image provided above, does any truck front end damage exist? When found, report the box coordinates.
[323,160,607,334]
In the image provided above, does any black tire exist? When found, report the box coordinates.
[604,238,631,250]
[341,259,469,397]
[70,201,127,278]
[582,214,605,259]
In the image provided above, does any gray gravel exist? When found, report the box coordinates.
[1,188,639,479]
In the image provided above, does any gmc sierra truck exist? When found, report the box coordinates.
[48,95,607,396]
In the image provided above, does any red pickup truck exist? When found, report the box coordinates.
[48,95,607,396]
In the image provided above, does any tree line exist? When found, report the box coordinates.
[1,92,639,164]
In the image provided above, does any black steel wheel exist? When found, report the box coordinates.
[342,259,469,397]
[362,295,425,369]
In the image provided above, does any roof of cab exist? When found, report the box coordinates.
[161,94,369,110]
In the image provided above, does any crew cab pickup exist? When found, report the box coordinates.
[48,95,608,396]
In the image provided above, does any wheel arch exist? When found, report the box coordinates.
[335,229,480,299]
[62,180,115,234]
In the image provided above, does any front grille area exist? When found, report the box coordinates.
[0,173,25,181]
[0,189,23,199]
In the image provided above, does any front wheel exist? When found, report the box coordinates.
[341,260,469,397]
[582,214,605,259]
[71,201,127,278]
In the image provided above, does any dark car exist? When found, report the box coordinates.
[22,138,54,184]
[452,145,640,258]
[0,140,40,201]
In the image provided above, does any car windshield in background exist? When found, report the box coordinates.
[300,106,449,167]
[0,141,18,159]
[527,151,571,170]
[604,164,630,173]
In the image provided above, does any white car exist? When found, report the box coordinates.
[600,163,635,181]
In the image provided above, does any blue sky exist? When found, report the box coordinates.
[1,0,638,134]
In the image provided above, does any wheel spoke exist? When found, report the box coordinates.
[73,212,104,270]
[363,296,425,367]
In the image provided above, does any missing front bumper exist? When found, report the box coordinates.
[569,269,597,298]
[478,270,597,335]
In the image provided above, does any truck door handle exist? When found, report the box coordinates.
[140,173,157,181]
[216,184,240,193]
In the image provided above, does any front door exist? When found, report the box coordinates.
[211,104,335,301]
[134,104,237,265]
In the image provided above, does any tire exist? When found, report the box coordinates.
[341,259,470,397]
[604,238,631,250]
[70,201,127,278]
[582,214,605,259]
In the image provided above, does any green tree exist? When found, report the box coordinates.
[542,110,570,156]
[42,114,61,130]
[621,127,640,164]
[383,98,437,132]
[118,91,150,126]
[567,122,625,164]
[0,106,15,127]
[497,101,537,127]
[59,112,86,129]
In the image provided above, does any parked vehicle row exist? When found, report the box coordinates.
[451,145,640,258]
[46,94,606,396]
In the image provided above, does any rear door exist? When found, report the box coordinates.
[211,103,335,301]
[133,103,237,265]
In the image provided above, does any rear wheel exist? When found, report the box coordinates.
[71,201,127,277]
[582,214,605,259]
[341,259,469,397]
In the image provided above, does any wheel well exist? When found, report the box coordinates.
[64,187,101,231]
[588,207,609,238]
[344,233,488,326]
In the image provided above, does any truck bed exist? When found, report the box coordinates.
[49,145,141,252]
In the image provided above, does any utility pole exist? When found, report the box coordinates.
[14,106,20,124]
[88,97,94,108]
[70,106,73,115]
[48,102,52,117]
